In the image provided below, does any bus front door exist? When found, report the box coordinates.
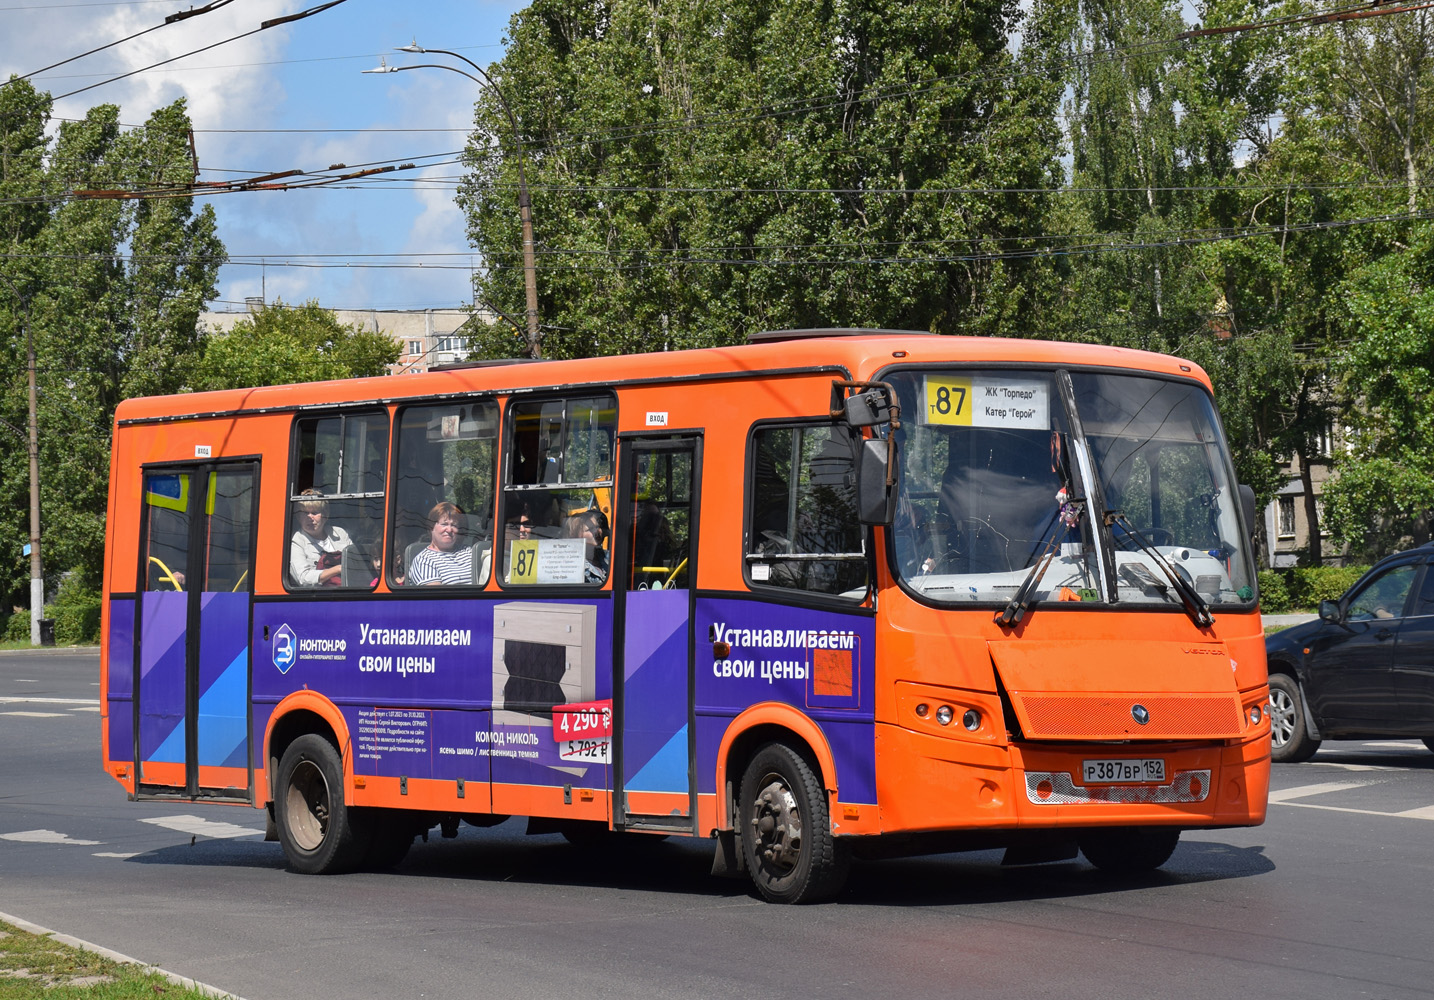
[135,464,257,801]
[614,435,700,833]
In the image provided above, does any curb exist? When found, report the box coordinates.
[0,910,246,1000]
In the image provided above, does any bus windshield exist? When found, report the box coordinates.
[887,368,1256,610]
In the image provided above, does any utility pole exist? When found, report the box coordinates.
[0,273,43,645]
[368,43,542,358]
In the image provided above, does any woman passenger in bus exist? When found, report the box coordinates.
[408,501,476,586]
[289,489,351,587]
[564,505,609,583]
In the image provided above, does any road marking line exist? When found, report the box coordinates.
[1308,762,1404,772]
[1,829,103,845]
[13,679,37,683]
[1,711,68,718]
[92,852,141,859]
[68,706,101,713]
[1361,741,1427,749]
[140,815,264,840]
[1272,800,1434,821]
[1267,781,1366,802]
[0,696,99,706]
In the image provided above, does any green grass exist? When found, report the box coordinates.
[0,921,220,999]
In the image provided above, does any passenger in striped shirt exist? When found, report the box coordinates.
[409,502,475,586]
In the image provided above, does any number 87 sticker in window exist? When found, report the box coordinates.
[552,698,613,764]
[923,375,972,426]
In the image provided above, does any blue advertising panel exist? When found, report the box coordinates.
[694,597,878,803]
[251,597,615,792]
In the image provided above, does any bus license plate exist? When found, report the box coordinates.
[1081,758,1166,784]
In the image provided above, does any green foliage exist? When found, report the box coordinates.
[187,300,400,391]
[2,609,25,642]
[459,0,1067,358]
[0,80,223,609]
[1257,569,1290,613]
[1260,564,1369,611]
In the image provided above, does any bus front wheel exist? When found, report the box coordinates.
[1078,827,1180,873]
[738,742,849,903]
[275,734,370,874]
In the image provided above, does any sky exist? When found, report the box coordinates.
[2,0,528,313]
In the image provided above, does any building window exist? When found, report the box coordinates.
[1277,496,1296,539]
[408,340,423,356]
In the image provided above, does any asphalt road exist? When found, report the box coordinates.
[3,648,1433,1000]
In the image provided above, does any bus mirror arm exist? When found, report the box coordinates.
[830,380,901,433]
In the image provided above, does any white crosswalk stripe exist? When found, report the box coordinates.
[140,815,265,840]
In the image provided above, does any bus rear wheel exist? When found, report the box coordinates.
[275,734,370,874]
[1078,827,1181,873]
[738,743,849,903]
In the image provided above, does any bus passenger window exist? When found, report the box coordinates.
[745,424,867,600]
[502,395,615,587]
[143,473,191,591]
[286,411,389,590]
[392,401,499,586]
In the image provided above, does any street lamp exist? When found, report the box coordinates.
[366,43,541,359]
[0,273,44,646]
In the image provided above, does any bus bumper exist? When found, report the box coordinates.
[873,723,1269,834]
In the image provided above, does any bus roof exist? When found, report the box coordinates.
[113,331,1212,423]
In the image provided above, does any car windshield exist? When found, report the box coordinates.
[886,368,1256,611]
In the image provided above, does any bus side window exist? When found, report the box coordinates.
[391,400,499,586]
[501,394,615,587]
[745,423,867,600]
[287,411,389,590]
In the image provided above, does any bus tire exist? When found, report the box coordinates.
[1268,673,1320,763]
[738,742,849,903]
[275,734,370,874]
[1079,827,1180,873]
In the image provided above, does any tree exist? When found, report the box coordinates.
[458,0,1067,359]
[187,300,400,391]
[0,80,224,603]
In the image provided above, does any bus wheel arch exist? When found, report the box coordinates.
[263,693,354,803]
[715,706,839,832]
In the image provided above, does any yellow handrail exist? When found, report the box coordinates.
[147,556,183,591]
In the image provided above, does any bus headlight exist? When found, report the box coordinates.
[1249,705,1262,725]
[915,703,929,718]
[936,705,954,726]
[962,709,981,731]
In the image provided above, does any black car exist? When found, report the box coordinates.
[1265,543,1434,762]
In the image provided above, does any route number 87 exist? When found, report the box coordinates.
[924,376,972,426]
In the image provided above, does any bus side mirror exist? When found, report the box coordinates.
[1238,484,1256,537]
[844,389,891,428]
[858,439,895,525]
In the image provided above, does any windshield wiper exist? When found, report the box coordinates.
[995,496,1084,627]
[1106,511,1213,627]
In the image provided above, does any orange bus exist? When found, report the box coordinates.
[100,330,1270,902]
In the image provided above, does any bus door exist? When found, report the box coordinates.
[135,463,258,801]
[613,435,700,833]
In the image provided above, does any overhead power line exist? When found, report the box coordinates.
[0,1,238,91]
[50,0,352,102]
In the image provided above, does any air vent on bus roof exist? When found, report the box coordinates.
[747,328,936,343]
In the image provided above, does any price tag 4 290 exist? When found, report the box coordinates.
[553,699,613,765]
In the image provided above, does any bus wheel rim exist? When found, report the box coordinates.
[286,759,329,852]
[750,773,803,875]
